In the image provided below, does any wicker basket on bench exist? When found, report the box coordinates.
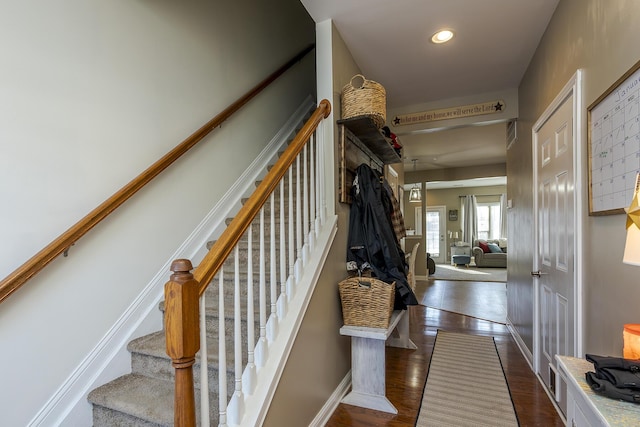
[338,277,395,328]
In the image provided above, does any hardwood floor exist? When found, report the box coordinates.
[325,279,563,427]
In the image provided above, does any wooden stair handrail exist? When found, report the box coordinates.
[0,44,315,305]
[194,99,331,293]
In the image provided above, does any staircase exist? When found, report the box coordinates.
[87,104,326,426]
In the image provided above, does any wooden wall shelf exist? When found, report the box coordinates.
[338,116,401,203]
[337,117,401,164]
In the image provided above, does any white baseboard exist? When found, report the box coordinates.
[308,371,351,427]
[416,275,429,281]
[506,316,534,371]
[28,96,317,427]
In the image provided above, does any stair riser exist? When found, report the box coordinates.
[216,217,315,249]
[93,406,167,427]
[92,391,220,427]
[159,303,265,342]
[160,289,276,330]
[131,352,235,399]
[202,313,262,344]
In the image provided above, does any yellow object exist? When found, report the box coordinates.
[624,173,640,266]
[623,324,640,359]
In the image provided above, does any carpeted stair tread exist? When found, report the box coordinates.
[88,374,175,426]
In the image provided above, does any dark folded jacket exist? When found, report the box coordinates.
[585,354,640,403]
[586,372,640,403]
[586,354,640,389]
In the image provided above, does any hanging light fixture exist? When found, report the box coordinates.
[409,159,422,203]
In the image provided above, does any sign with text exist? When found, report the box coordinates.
[392,100,505,126]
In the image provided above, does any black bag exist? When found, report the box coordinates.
[585,354,640,403]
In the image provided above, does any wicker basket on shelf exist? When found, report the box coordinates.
[341,74,386,128]
[338,277,395,328]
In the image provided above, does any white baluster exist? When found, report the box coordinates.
[218,269,227,427]
[279,178,286,311]
[319,122,326,226]
[282,167,294,316]
[303,142,310,265]
[269,191,278,327]
[243,225,256,395]
[227,247,244,424]
[267,184,281,340]
[255,207,268,366]
[294,154,302,284]
[309,132,316,249]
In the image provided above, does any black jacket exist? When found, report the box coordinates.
[347,164,418,309]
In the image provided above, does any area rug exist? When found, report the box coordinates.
[429,264,506,282]
[416,331,519,427]
[414,280,507,324]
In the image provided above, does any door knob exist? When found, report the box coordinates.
[531,270,548,277]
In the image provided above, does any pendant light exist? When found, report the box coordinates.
[409,159,422,203]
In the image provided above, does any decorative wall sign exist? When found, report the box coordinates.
[448,209,458,221]
[392,100,505,126]
[588,58,640,215]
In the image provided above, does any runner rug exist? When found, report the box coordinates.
[416,331,519,427]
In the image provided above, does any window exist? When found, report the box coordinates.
[476,202,501,240]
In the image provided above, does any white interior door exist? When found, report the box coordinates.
[426,206,446,263]
[533,71,583,416]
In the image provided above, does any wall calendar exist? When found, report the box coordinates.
[588,59,640,215]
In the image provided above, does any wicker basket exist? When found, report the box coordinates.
[338,277,395,328]
[341,74,386,128]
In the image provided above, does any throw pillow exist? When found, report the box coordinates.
[478,240,490,253]
[488,243,503,253]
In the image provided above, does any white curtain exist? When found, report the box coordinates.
[461,195,477,244]
[500,193,507,238]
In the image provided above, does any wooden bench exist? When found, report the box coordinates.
[339,309,416,413]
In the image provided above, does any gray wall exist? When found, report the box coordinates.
[512,0,640,355]
[0,0,315,424]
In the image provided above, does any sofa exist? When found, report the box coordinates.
[472,239,507,268]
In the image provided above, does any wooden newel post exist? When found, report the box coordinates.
[164,259,200,427]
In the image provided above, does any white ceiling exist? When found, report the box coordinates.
[300,0,560,171]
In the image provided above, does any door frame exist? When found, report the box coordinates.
[532,70,585,375]
[426,205,447,264]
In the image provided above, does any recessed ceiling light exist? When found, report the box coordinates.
[431,29,454,44]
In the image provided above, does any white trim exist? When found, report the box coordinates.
[573,70,585,359]
[506,316,534,370]
[425,205,446,263]
[27,96,317,427]
[531,69,584,377]
[316,19,335,220]
[415,275,429,281]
